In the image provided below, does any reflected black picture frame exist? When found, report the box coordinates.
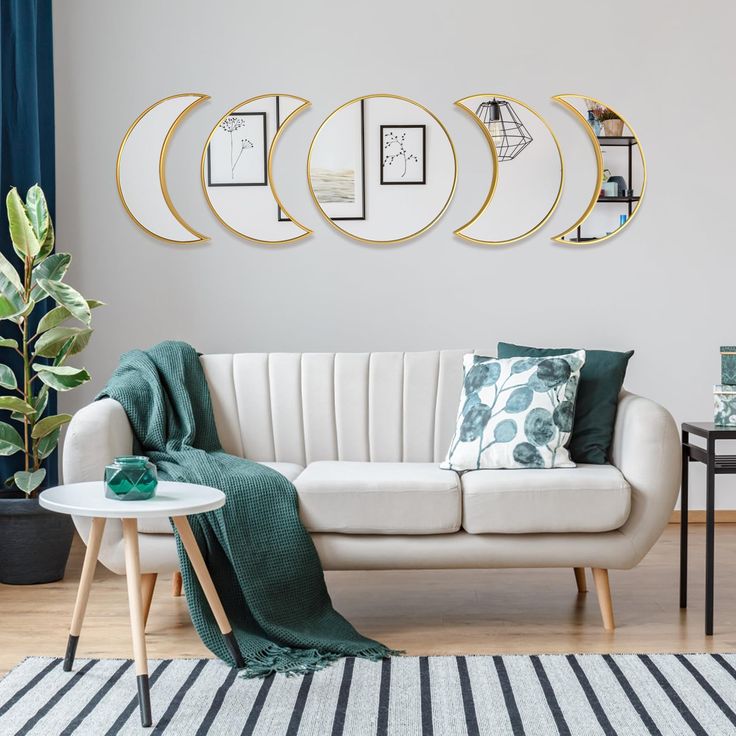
[380,124,426,185]
[207,111,267,187]
[305,99,366,222]
[276,97,291,222]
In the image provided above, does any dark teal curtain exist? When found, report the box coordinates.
[0,0,57,487]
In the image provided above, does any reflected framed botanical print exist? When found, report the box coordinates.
[309,100,366,220]
[207,111,267,187]
[380,124,426,184]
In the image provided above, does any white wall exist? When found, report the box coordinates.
[53,0,736,509]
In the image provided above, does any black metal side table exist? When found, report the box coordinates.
[680,421,736,635]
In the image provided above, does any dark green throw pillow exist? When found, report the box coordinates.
[497,342,633,464]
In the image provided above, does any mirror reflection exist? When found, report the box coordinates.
[554,95,645,244]
[308,95,456,244]
[455,94,563,245]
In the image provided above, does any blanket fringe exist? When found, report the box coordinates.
[238,644,403,679]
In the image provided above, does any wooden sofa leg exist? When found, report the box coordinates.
[574,567,587,593]
[592,568,615,631]
[172,570,183,597]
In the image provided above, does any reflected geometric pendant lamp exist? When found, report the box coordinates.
[475,99,533,161]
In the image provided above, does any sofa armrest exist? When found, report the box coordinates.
[63,398,134,574]
[611,390,680,567]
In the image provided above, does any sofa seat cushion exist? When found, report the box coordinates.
[295,461,461,534]
[461,465,631,534]
[137,461,305,535]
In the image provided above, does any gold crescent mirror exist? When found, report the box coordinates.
[551,94,646,244]
[116,93,209,244]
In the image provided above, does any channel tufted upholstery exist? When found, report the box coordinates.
[201,351,468,465]
[62,351,680,578]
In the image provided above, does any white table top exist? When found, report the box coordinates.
[39,481,225,518]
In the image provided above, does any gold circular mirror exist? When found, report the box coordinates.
[308,94,457,244]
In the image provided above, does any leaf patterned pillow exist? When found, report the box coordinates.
[441,351,586,471]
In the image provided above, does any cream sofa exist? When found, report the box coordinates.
[63,350,681,630]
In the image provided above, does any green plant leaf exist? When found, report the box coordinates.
[37,427,59,460]
[0,250,26,320]
[24,185,49,244]
[30,253,71,302]
[37,300,102,333]
[8,299,35,325]
[0,396,35,415]
[0,338,19,349]
[14,468,46,494]
[6,187,40,259]
[0,421,23,456]
[33,364,91,391]
[37,217,54,262]
[0,251,23,294]
[53,336,75,366]
[32,388,48,418]
[31,413,72,439]
[36,279,91,325]
[34,326,92,358]
[0,363,17,389]
[37,306,68,333]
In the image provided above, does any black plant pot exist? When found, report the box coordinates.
[0,494,75,584]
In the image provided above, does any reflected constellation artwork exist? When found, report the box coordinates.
[380,125,426,184]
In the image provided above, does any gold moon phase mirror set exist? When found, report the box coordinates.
[116,92,645,246]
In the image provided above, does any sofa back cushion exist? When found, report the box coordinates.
[200,351,471,464]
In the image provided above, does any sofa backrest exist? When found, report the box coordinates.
[200,351,471,464]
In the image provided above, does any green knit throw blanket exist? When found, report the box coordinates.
[98,341,394,677]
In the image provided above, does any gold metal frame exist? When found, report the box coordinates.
[454,94,564,246]
[200,94,312,245]
[116,93,210,245]
[307,94,457,245]
[551,94,647,245]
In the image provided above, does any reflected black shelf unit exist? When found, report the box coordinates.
[573,135,640,242]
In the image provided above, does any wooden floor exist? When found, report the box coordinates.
[1,524,735,675]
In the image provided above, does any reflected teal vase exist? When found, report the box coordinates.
[104,456,158,501]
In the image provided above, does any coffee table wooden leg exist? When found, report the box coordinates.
[122,518,152,728]
[171,515,245,669]
[64,516,106,672]
[141,573,157,629]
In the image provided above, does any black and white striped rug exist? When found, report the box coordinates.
[1,654,736,735]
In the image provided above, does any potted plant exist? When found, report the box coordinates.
[594,107,624,137]
[0,185,103,584]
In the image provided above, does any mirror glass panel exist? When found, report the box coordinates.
[308,95,456,244]
[553,95,645,244]
[117,94,208,244]
[455,95,563,245]
[201,94,311,244]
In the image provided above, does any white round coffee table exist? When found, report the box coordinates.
[40,481,244,728]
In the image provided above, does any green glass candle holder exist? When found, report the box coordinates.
[104,456,158,501]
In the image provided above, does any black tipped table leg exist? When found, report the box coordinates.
[63,635,79,672]
[223,631,246,669]
[64,517,107,672]
[172,516,245,671]
[137,674,152,728]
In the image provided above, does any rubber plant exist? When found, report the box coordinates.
[0,185,103,496]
